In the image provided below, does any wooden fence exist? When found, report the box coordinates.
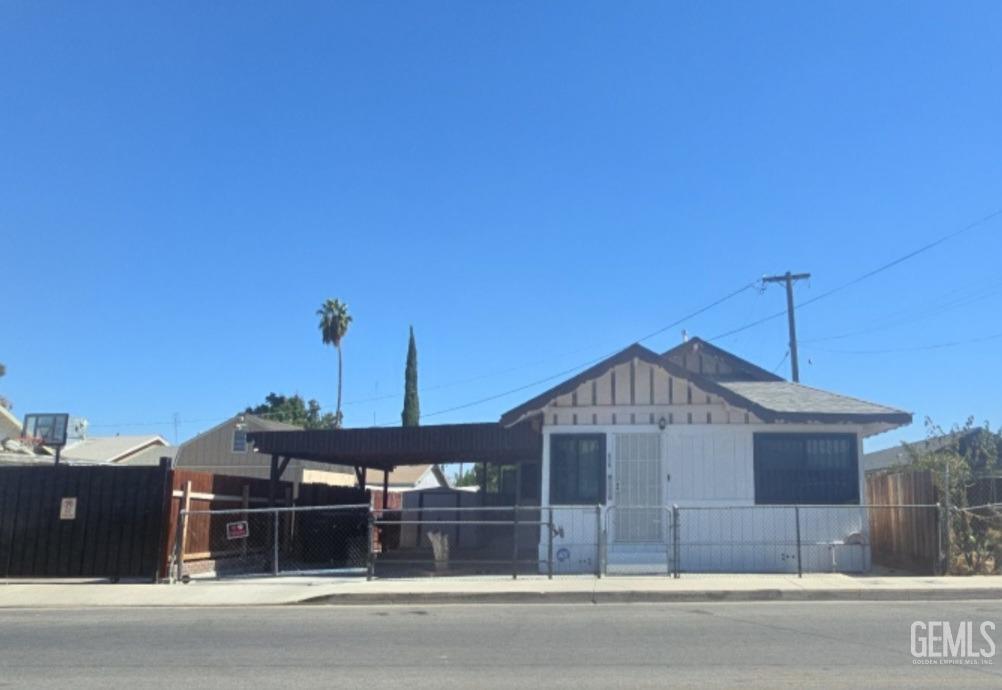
[162,470,369,577]
[866,470,940,574]
[0,461,172,580]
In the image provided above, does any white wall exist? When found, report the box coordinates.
[539,423,871,574]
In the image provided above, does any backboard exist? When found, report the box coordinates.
[22,413,70,447]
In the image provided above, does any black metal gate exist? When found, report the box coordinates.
[0,461,171,580]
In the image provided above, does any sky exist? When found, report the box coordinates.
[2,2,1001,453]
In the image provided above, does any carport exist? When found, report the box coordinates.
[247,421,543,510]
[248,421,544,574]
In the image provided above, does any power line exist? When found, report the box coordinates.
[771,350,790,374]
[801,332,1002,354]
[374,280,761,425]
[799,278,1002,344]
[89,281,762,432]
[709,206,1002,342]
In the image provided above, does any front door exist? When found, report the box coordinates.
[613,433,663,542]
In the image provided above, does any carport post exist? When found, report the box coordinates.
[794,505,803,579]
[547,507,554,579]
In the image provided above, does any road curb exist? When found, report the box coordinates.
[297,587,1002,606]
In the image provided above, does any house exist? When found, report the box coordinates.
[175,413,357,486]
[365,464,450,493]
[247,337,912,574]
[498,338,912,574]
[864,427,1001,474]
[0,409,169,465]
[60,435,169,464]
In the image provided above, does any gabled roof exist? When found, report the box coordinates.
[715,381,911,425]
[499,344,662,426]
[662,337,784,382]
[367,463,448,489]
[116,444,179,467]
[500,340,912,428]
[61,435,169,463]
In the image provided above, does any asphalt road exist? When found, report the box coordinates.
[1,601,1001,688]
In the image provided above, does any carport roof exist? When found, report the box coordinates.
[248,421,542,472]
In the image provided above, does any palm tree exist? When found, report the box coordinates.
[316,298,352,428]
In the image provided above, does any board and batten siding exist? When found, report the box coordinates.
[545,357,760,427]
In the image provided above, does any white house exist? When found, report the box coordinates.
[498,338,912,574]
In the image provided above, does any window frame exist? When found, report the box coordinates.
[548,433,607,506]
[753,433,860,505]
[232,428,248,454]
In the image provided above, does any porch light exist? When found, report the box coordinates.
[658,416,667,431]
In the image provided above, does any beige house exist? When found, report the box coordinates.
[363,464,450,492]
[0,405,22,441]
[175,413,356,485]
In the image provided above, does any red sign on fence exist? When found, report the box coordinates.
[226,520,249,540]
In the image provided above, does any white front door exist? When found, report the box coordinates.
[613,433,663,542]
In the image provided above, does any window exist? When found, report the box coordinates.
[550,434,606,505]
[754,433,859,504]
[232,428,248,453]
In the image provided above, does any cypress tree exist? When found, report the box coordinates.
[401,326,420,426]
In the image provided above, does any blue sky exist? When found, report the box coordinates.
[2,2,1000,451]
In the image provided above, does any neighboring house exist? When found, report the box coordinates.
[864,427,1001,474]
[0,405,21,441]
[364,464,450,493]
[175,413,356,485]
[60,435,168,464]
[497,337,912,574]
[0,429,168,466]
[117,444,180,467]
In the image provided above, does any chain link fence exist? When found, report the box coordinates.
[370,506,555,578]
[170,502,950,581]
[170,504,370,581]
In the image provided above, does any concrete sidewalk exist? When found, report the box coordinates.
[2,573,1002,608]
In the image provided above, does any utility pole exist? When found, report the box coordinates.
[762,271,811,382]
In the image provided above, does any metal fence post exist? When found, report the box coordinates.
[512,506,520,580]
[595,505,603,578]
[794,505,803,579]
[942,465,952,575]
[272,509,280,576]
[547,507,554,580]
[937,501,949,576]
[672,504,680,579]
[366,509,375,581]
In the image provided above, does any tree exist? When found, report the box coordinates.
[245,393,336,429]
[0,362,9,410]
[401,326,420,427]
[906,416,1002,573]
[316,298,352,428]
[454,464,504,492]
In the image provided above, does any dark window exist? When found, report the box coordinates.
[550,434,606,505]
[754,434,859,505]
[232,429,248,453]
